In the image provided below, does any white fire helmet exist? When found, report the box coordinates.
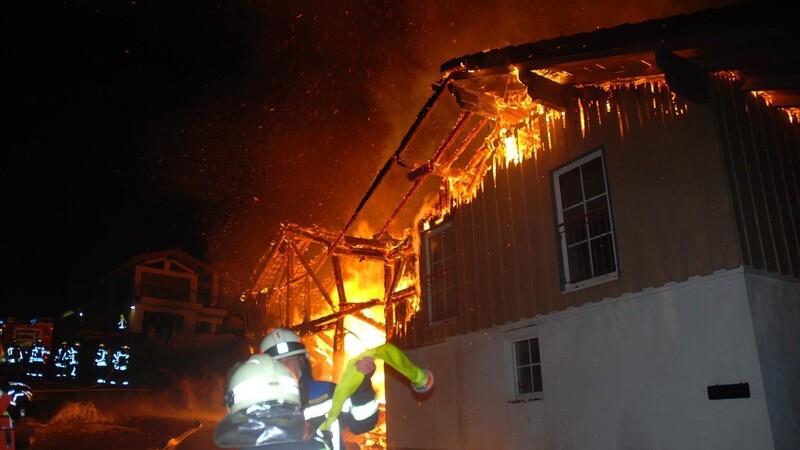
[259,328,307,360]
[224,354,301,414]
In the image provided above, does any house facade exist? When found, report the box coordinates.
[98,248,241,344]
[385,3,799,449]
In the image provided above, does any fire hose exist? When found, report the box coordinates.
[162,420,203,449]
[318,343,433,432]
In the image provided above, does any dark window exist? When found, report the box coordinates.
[423,220,457,322]
[514,337,543,398]
[553,148,618,291]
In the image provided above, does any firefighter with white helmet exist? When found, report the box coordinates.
[5,340,24,378]
[54,341,69,379]
[259,328,379,450]
[26,339,47,379]
[110,345,131,386]
[66,341,81,381]
[214,353,330,449]
[94,343,110,384]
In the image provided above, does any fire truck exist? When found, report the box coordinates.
[1,317,54,351]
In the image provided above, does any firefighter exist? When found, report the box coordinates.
[117,314,127,332]
[214,353,330,450]
[26,339,47,379]
[4,341,23,378]
[66,341,81,381]
[110,345,130,386]
[93,343,110,384]
[54,341,69,380]
[259,328,379,450]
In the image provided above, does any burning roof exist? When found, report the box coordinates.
[246,0,798,356]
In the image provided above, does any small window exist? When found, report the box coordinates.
[505,326,543,402]
[423,220,457,323]
[513,337,543,399]
[552,147,618,291]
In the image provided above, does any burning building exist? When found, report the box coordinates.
[247,2,799,449]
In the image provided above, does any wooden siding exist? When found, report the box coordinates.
[712,75,800,277]
[399,75,800,348]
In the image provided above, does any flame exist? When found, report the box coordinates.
[415,72,696,233]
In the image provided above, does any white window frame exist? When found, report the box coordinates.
[552,147,618,292]
[423,220,457,324]
[504,325,543,401]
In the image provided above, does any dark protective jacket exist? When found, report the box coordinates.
[214,377,378,450]
[301,377,379,450]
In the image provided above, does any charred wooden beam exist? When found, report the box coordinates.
[518,70,570,111]
[437,117,489,172]
[407,163,433,181]
[290,288,417,336]
[330,76,453,254]
[288,240,336,311]
[332,256,347,305]
[293,299,383,334]
[656,49,709,104]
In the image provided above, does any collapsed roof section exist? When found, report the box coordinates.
[246,1,799,348]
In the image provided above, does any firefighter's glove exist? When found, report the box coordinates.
[352,357,377,405]
[354,356,376,380]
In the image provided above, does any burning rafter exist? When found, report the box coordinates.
[248,221,418,345]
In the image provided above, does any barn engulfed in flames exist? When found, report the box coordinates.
[242,63,705,446]
[241,4,798,447]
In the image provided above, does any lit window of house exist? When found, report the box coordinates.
[552,147,618,291]
[423,220,457,323]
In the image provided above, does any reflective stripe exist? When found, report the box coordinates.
[265,341,306,357]
[330,417,341,450]
[350,399,379,421]
[304,398,333,420]
[315,418,341,450]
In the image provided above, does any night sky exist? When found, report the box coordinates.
[5,0,737,319]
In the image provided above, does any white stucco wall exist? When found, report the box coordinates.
[386,268,796,449]
[745,269,800,450]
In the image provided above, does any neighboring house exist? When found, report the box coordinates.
[96,248,241,342]
[245,3,798,449]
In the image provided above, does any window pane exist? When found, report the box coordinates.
[515,340,530,365]
[559,167,583,207]
[563,205,588,244]
[442,227,455,257]
[430,235,442,260]
[581,156,606,199]
[517,366,533,394]
[568,242,591,282]
[530,337,540,364]
[591,234,616,275]
[532,365,543,392]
